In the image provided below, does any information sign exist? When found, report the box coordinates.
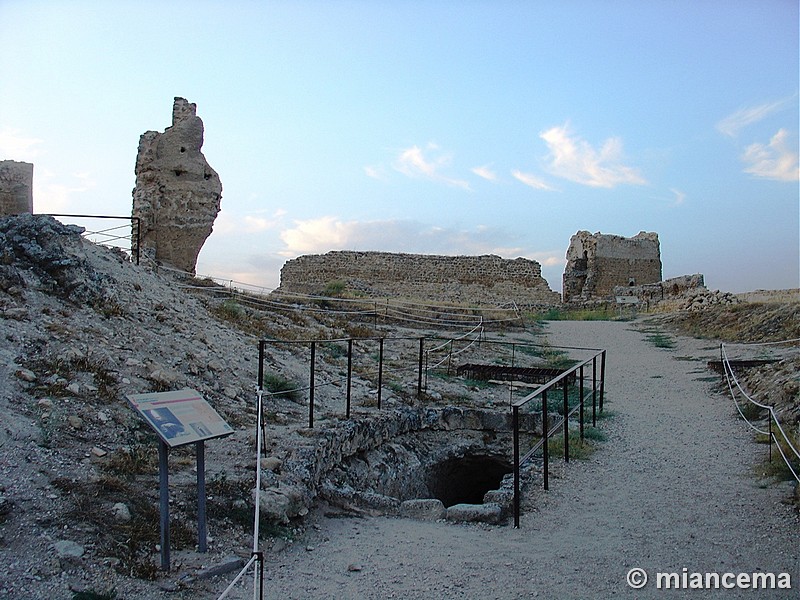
[127,388,233,447]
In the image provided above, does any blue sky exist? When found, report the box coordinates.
[1,0,798,294]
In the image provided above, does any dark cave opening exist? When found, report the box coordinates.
[426,455,512,507]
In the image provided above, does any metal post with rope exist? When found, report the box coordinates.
[216,388,266,600]
[719,340,800,483]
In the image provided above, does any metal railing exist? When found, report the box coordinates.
[511,349,606,527]
[258,330,487,427]
[45,213,141,264]
[720,341,800,482]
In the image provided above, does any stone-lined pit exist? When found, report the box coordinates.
[309,407,541,525]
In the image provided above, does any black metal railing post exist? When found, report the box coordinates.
[417,337,424,398]
[592,355,598,427]
[563,378,570,463]
[542,389,549,491]
[134,216,140,264]
[309,341,316,428]
[377,338,384,410]
[579,364,585,440]
[447,340,453,376]
[769,413,773,462]
[512,405,520,528]
[510,343,516,407]
[346,339,353,419]
[258,340,265,391]
[600,350,607,413]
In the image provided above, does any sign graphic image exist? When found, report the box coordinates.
[127,389,233,447]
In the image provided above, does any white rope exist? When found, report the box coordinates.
[720,343,800,481]
[217,554,258,600]
[772,433,800,482]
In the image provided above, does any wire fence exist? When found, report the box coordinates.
[719,340,800,482]
[45,213,141,264]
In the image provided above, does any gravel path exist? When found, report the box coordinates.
[216,319,799,599]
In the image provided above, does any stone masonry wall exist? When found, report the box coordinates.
[563,231,662,302]
[278,251,561,307]
[0,161,34,217]
[131,97,222,274]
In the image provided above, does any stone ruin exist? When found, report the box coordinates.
[0,160,34,217]
[562,231,662,303]
[132,97,222,274]
[277,250,561,307]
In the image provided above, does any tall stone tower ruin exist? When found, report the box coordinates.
[562,231,662,303]
[132,97,222,273]
[0,160,34,217]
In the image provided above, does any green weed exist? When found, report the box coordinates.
[646,332,676,349]
[262,373,302,402]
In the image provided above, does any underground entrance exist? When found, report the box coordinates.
[426,455,512,507]
[318,409,541,524]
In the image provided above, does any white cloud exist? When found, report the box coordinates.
[511,169,556,191]
[471,164,498,182]
[670,188,687,206]
[363,165,388,181]
[0,128,43,160]
[716,98,791,137]
[537,253,565,268]
[539,124,647,188]
[32,169,96,213]
[741,129,800,182]
[278,216,547,261]
[392,143,471,191]
[212,209,286,235]
[279,216,357,255]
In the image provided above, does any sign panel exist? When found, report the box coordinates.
[615,295,640,305]
[127,389,233,447]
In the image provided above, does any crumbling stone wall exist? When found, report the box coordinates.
[613,274,705,307]
[132,97,222,273]
[278,251,561,307]
[563,231,662,302]
[0,161,34,217]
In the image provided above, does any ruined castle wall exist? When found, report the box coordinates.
[132,98,222,274]
[613,274,705,305]
[563,231,662,302]
[0,161,34,217]
[278,251,561,307]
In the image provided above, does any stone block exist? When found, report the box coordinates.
[400,498,446,521]
[446,502,504,525]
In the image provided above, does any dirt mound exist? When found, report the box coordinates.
[658,300,800,344]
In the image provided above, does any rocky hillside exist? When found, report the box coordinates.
[0,214,397,597]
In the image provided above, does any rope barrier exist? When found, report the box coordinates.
[720,342,800,482]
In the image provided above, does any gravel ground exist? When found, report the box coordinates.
[213,319,799,599]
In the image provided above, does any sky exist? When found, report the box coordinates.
[1,0,798,295]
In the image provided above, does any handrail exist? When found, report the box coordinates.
[512,349,606,527]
